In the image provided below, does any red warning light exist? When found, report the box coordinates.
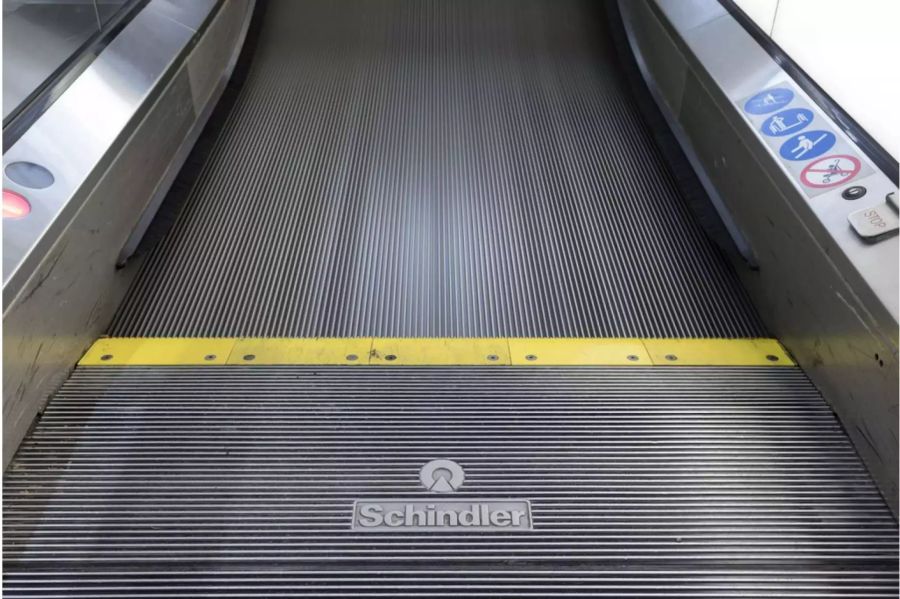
[3,189,31,219]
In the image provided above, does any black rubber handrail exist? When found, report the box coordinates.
[2,0,149,150]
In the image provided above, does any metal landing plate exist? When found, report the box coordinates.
[4,365,897,597]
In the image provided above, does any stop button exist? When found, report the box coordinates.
[3,189,31,220]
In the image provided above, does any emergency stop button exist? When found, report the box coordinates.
[3,189,31,219]
[848,202,899,243]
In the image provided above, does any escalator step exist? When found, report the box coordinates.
[111,0,765,338]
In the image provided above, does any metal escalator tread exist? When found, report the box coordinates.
[4,366,898,596]
[111,0,766,338]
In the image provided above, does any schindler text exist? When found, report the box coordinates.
[353,500,532,531]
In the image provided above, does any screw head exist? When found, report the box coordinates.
[243,354,255,361]
[626,354,639,361]
[100,354,113,361]
[486,354,499,362]
[765,354,779,362]
[384,354,397,361]
[525,354,538,361]
[664,354,678,361]
[346,354,358,362]
[204,354,217,361]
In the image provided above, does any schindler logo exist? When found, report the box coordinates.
[352,459,533,531]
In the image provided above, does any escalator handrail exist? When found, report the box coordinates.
[719,0,898,185]
[2,0,150,150]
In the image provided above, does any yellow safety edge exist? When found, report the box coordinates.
[643,338,792,366]
[508,338,650,366]
[371,338,511,365]
[79,337,794,367]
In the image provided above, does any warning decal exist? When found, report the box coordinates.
[761,108,813,137]
[800,155,862,189]
[778,130,836,162]
[738,81,872,198]
[743,88,794,115]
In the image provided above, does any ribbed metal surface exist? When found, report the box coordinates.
[111,0,765,338]
[5,570,899,598]
[5,366,897,596]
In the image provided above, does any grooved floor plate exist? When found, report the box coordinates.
[4,366,897,596]
[111,0,765,338]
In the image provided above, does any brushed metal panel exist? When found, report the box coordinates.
[619,0,898,512]
[2,0,254,467]
[679,68,900,514]
[1,1,101,120]
[1,69,196,468]
[1,7,194,295]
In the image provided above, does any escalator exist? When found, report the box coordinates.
[111,0,762,339]
[3,0,898,596]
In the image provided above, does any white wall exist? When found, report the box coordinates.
[734,0,899,161]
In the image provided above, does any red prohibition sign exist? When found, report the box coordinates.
[800,154,861,189]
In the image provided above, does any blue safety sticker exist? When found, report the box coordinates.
[738,81,872,197]
[778,130,836,161]
[743,88,794,115]
[760,108,813,137]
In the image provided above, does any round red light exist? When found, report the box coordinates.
[3,189,31,219]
